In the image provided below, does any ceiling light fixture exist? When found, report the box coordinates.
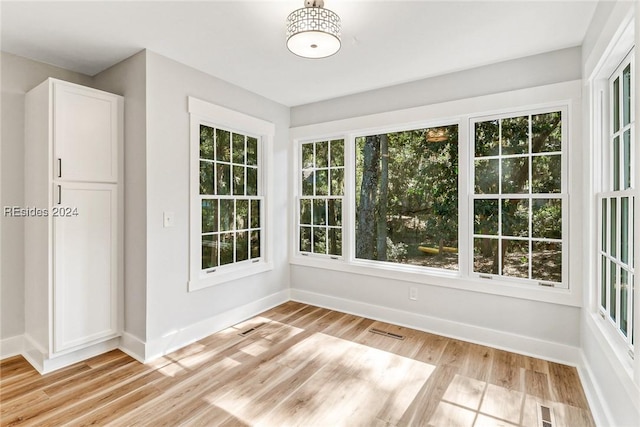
[286,0,341,59]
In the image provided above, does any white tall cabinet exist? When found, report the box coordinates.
[24,78,123,373]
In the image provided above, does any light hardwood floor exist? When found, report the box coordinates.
[0,302,595,426]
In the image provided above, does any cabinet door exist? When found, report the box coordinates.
[53,82,119,183]
[53,183,118,353]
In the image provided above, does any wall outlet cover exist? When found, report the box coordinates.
[163,211,175,228]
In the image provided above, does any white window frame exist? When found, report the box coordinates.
[595,49,635,355]
[188,97,274,291]
[296,137,346,260]
[290,81,581,307]
[585,11,640,387]
[347,120,462,274]
[469,107,569,289]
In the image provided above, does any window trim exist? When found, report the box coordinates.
[296,137,346,260]
[188,97,274,291]
[595,49,636,354]
[347,119,462,273]
[290,81,581,307]
[586,13,638,382]
[469,106,569,289]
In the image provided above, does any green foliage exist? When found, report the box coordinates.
[350,111,563,278]
[532,199,562,239]
[472,112,563,280]
[299,139,345,256]
[475,120,499,157]
[355,125,459,266]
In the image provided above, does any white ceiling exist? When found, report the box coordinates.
[1,1,598,106]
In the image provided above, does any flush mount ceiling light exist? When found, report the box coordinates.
[286,0,341,59]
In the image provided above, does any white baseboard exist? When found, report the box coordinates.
[290,288,581,366]
[1,290,290,371]
[0,335,24,359]
[143,289,290,362]
[579,315,640,427]
[577,353,613,427]
[119,332,146,363]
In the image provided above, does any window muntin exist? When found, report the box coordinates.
[598,52,635,349]
[299,139,344,257]
[200,124,262,271]
[472,111,565,286]
[354,125,459,270]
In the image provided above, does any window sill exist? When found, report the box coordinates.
[289,255,581,307]
[188,261,273,292]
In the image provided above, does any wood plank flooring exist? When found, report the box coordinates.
[0,302,595,426]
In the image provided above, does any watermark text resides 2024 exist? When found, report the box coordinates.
[3,206,79,217]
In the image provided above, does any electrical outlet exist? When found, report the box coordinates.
[409,287,418,301]
[163,211,175,228]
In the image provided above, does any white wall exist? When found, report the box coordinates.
[0,52,92,342]
[580,1,640,426]
[289,48,585,363]
[143,52,290,350]
[93,50,148,342]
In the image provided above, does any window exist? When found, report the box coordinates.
[298,139,344,257]
[598,51,635,350]
[471,111,566,287]
[199,125,262,269]
[291,81,578,304]
[189,97,273,291]
[354,125,459,270]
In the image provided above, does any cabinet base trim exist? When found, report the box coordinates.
[22,335,121,374]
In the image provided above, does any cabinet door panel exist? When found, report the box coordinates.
[54,82,118,182]
[53,184,117,353]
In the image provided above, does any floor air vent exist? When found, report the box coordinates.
[369,328,405,340]
[537,403,555,427]
[238,322,266,337]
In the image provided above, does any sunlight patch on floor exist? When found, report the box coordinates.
[474,413,519,427]
[157,362,186,377]
[258,323,305,344]
[443,374,486,410]
[210,331,435,426]
[430,401,477,427]
[480,384,524,424]
[239,340,270,357]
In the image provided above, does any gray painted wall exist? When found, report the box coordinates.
[1,52,92,340]
[291,47,581,127]
[93,50,148,341]
[144,51,291,342]
[0,46,289,352]
[291,265,581,346]
[289,47,584,353]
[0,48,291,347]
